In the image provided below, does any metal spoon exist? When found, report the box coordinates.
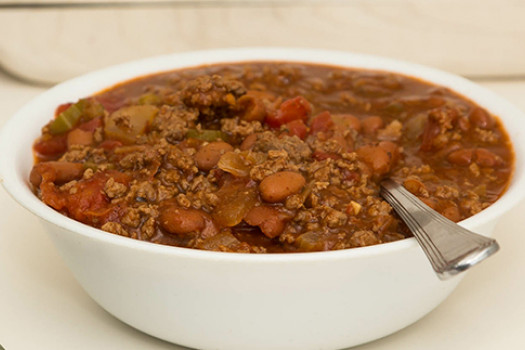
[380,179,499,280]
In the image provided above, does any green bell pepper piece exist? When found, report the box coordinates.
[49,99,104,135]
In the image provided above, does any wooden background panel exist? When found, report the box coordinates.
[0,0,524,83]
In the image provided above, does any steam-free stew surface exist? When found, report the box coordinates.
[30,63,513,253]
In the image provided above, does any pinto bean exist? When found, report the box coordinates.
[403,178,427,196]
[448,148,501,167]
[447,148,474,166]
[195,141,234,171]
[29,168,43,188]
[67,128,93,148]
[29,161,84,187]
[259,171,306,203]
[356,145,391,175]
[475,148,501,167]
[361,116,384,135]
[469,107,494,129]
[244,205,286,238]
[159,206,205,235]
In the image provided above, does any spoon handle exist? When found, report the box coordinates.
[380,179,499,280]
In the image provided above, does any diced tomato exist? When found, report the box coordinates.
[265,96,312,128]
[65,170,130,225]
[55,102,73,117]
[310,111,334,133]
[40,181,67,210]
[285,119,308,139]
[244,205,286,238]
[34,134,68,159]
[356,145,392,175]
[78,117,103,132]
[99,139,123,151]
[68,178,108,220]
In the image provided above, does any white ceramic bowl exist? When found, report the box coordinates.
[2,48,525,350]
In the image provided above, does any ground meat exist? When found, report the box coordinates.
[31,62,513,253]
[378,120,403,141]
[122,207,141,228]
[249,150,298,181]
[93,127,104,143]
[156,184,178,202]
[309,136,346,155]
[285,194,304,210]
[82,168,94,180]
[118,146,161,173]
[165,146,198,175]
[180,75,246,120]
[59,180,78,194]
[220,118,263,138]
[175,193,192,208]
[321,207,348,228]
[151,105,197,143]
[60,145,107,164]
[158,169,182,185]
[366,197,392,217]
[434,185,460,200]
[101,222,135,238]
[460,197,485,216]
[475,127,499,143]
[420,106,460,151]
[125,181,158,203]
[252,131,312,163]
[350,230,380,247]
[104,177,127,198]
[469,163,481,177]
[141,217,156,239]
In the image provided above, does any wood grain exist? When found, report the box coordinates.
[0,0,523,83]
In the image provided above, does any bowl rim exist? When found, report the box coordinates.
[2,47,525,263]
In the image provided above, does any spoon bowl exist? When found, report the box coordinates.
[380,179,500,280]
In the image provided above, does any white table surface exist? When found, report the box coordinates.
[1,71,525,350]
